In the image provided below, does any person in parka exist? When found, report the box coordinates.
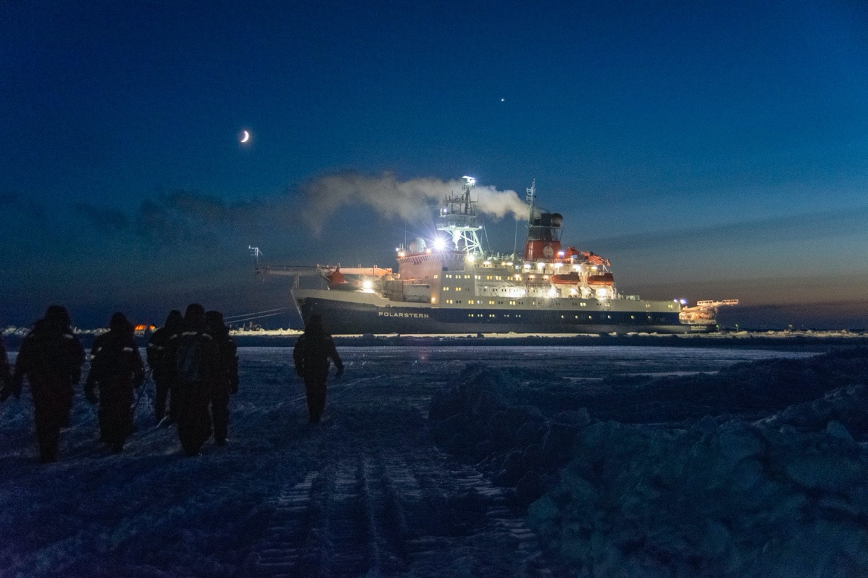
[84,312,145,453]
[1,305,85,463]
[170,303,219,456]
[293,315,343,423]
[146,309,183,423]
[0,331,10,391]
[205,310,239,446]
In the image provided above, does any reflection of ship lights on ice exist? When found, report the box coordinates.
[362,279,374,292]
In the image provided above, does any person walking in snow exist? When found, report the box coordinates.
[147,309,183,424]
[1,305,85,463]
[205,310,239,446]
[293,314,343,424]
[170,303,219,456]
[84,312,145,453]
[0,331,10,391]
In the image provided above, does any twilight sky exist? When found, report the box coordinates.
[2,0,868,329]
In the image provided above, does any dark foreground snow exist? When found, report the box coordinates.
[1,345,866,577]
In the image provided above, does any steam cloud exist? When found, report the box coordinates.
[301,172,528,235]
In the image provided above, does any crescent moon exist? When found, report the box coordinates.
[240,130,250,143]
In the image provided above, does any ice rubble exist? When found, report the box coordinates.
[428,348,868,577]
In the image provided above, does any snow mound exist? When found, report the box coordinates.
[530,416,868,577]
[429,348,868,577]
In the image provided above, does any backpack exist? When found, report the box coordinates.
[92,336,128,382]
[174,334,207,385]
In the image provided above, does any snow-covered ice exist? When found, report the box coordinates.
[1,344,867,577]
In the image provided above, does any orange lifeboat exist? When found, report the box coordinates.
[551,272,580,285]
[325,267,347,289]
[587,273,614,286]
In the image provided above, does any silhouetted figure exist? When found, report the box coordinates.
[206,310,239,446]
[171,304,218,456]
[293,315,343,423]
[3,306,85,463]
[84,313,145,453]
[0,331,10,391]
[147,309,183,423]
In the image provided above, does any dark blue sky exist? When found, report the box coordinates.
[2,0,868,329]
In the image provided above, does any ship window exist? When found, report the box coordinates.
[489,314,495,318]
[475,275,481,280]
[455,287,461,291]
[433,274,438,279]
[486,275,493,280]
[465,275,470,279]
[580,302,587,307]
[630,315,635,319]
[489,300,495,305]
[607,315,612,319]
[443,287,449,291]
[445,274,451,279]
[468,300,474,304]
[561,315,564,319]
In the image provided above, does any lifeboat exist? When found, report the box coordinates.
[325,268,347,289]
[587,273,614,286]
[551,272,580,285]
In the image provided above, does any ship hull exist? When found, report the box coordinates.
[293,289,709,335]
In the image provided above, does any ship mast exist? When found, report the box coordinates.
[526,179,536,224]
[437,176,483,255]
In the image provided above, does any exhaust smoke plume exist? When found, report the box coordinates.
[301,172,528,235]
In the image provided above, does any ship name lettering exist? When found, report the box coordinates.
[378,311,430,319]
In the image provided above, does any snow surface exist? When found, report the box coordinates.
[1,344,867,577]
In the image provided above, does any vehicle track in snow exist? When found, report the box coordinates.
[243,377,555,578]
[1,346,805,577]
